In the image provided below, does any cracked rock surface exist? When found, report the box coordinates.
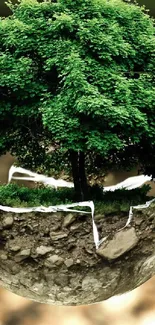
[96,227,139,260]
[0,204,155,305]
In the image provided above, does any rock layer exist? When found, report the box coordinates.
[96,227,139,260]
[0,204,155,305]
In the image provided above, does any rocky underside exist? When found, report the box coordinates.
[0,203,155,305]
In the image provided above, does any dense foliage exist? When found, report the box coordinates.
[0,0,155,199]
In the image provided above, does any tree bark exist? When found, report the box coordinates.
[69,150,88,201]
[79,151,88,200]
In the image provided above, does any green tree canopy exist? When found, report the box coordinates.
[0,0,155,200]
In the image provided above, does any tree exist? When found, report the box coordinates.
[0,0,155,200]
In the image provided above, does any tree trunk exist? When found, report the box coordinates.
[69,150,88,201]
[79,151,88,200]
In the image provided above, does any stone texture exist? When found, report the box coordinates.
[36,246,52,256]
[82,275,102,292]
[3,216,14,228]
[44,255,64,268]
[54,273,69,287]
[9,245,21,252]
[96,227,139,260]
[142,255,155,272]
[95,214,105,220]
[15,249,31,262]
[0,253,7,260]
[135,218,143,226]
[70,224,81,231]
[50,231,68,241]
[64,258,74,268]
[63,214,76,227]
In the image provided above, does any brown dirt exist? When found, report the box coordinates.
[0,204,155,306]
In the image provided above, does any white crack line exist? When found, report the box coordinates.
[3,165,155,249]
[0,200,100,249]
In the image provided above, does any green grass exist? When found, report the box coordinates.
[95,201,132,215]
[0,184,73,207]
[0,183,152,216]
